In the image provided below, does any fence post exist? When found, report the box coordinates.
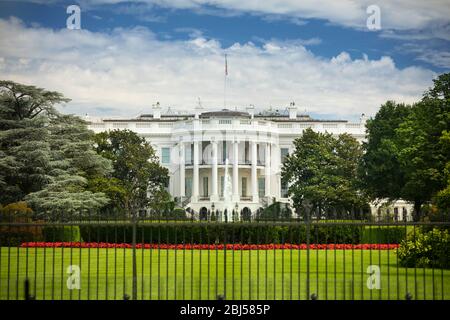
[132,210,137,300]
[24,278,34,300]
[306,208,311,300]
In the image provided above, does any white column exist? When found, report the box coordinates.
[272,144,281,199]
[179,142,185,198]
[192,141,199,201]
[232,140,239,202]
[265,142,271,198]
[251,141,258,202]
[211,140,219,201]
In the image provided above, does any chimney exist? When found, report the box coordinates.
[152,102,161,119]
[195,97,203,119]
[360,113,368,124]
[246,105,255,119]
[288,102,297,119]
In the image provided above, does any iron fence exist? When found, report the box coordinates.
[0,210,449,300]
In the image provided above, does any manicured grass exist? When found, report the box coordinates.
[1,247,448,300]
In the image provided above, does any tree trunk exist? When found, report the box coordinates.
[413,200,423,222]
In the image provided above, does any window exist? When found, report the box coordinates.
[258,177,265,198]
[281,181,288,198]
[185,177,192,197]
[220,176,225,197]
[185,144,192,164]
[244,142,249,163]
[222,142,227,163]
[241,177,247,197]
[161,147,170,164]
[280,148,289,163]
[203,177,209,197]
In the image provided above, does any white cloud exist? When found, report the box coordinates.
[77,0,450,33]
[0,17,437,119]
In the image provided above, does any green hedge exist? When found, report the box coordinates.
[79,223,362,244]
[43,226,82,242]
[361,226,407,244]
[0,231,37,246]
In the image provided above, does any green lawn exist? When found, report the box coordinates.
[1,247,448,300]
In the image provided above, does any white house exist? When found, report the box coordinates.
[87,104,413,221]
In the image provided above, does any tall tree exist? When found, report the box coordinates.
[25,115,112,213]
[434,130,450,211]
[360,73,450,220]
[0,80,67,121]
[359,101,411,202]
[282,128,365,218]
[0,80,111,214]
[93,130,169,214]
[395,74,450,219]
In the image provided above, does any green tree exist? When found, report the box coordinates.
[25,115,111,213]
[93,130,169,214]
[396,74,450,218]
[359,101,411,202]
[335,133,367,209]
[434,131,450,211]
[0,80,111,214]
[282,128,365,218]
[87,176,127,212]
[0,80,68,121]
[360,73,450,220]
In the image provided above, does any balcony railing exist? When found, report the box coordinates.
[184,159,265,166]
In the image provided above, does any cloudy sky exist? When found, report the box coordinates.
[0,1,449,120]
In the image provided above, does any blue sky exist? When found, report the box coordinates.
[0,0,449,120]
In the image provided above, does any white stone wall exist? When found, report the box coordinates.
[87,112,412,217]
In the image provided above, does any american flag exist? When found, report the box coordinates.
[225,54,228,76]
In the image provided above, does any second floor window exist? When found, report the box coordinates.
[161,147,170,164]
[280,148,289,163]
[258,177,265,198]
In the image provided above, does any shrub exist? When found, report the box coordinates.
[43,226,82,242]
[398,228,450,269]
[79,223,362,245]
[0,202,43,246]
[257,202,292,220]
[361,226,407,244]
[161,207,187,220]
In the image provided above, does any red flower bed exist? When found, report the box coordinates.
[20,242,399,250]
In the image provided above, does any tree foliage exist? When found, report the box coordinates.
[359,101,410,201]
[360,73,450,220]
[282,128,367,217]
[0,80,111,214]
[93,129,169,214]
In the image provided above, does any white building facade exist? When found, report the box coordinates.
[88,104,413,221]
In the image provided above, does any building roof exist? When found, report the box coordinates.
[199,109,251,118]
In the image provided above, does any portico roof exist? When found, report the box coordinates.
[200,109,251,118]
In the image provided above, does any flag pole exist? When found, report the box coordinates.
[224,53,227,108]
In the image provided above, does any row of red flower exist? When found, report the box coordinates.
[20,242,399,250]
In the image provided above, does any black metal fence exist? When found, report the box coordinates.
[0,210,449,300]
